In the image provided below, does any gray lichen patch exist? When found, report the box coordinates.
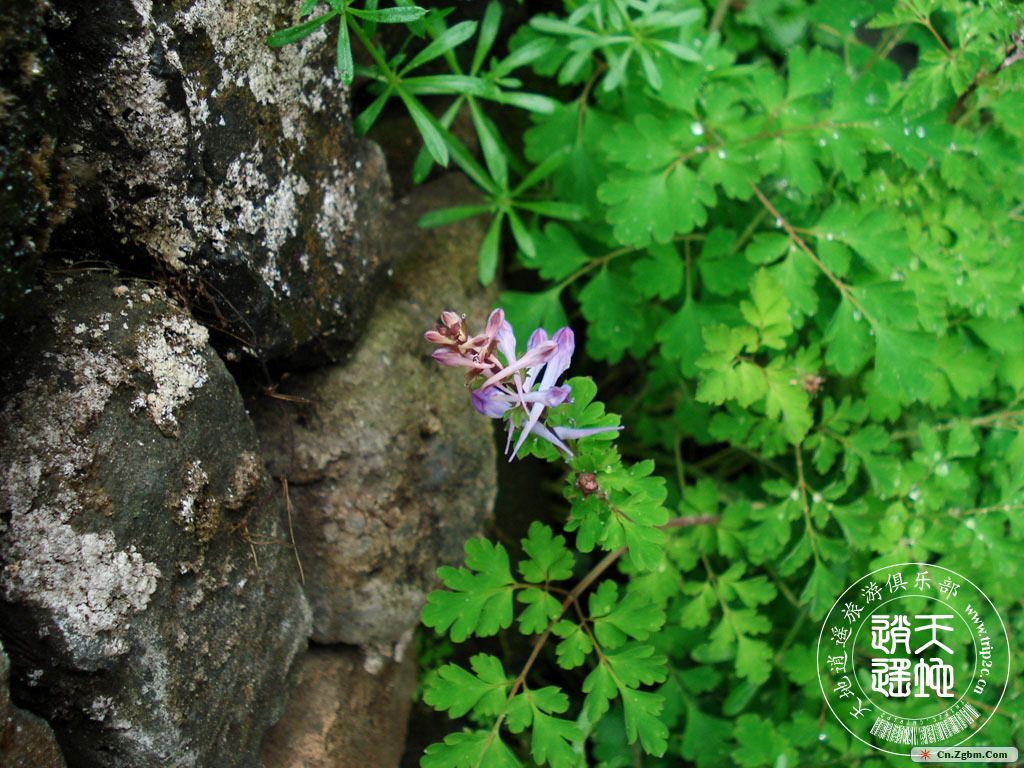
[90,0,347,276]
[52,0,392,361]
[2,517,159,656]
[130,312,210,436]
[1,274,312,766]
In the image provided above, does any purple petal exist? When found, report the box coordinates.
[509,419,572,460]
[551,424,623,440]
[480,340,557,389]
[518,384,571,407]
[538,327,575,390]
[522,328,549,389]
[485,308,504,339]
[496,320,517,366]
[527,327,549,350]
[432,348,475,368]
[510,402,545,459]
[471,387,512,419]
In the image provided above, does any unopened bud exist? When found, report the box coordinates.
[575,472,599,496]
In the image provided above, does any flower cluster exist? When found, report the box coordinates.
[425,309,621,459]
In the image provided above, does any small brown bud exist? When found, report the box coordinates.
[575,472,599,496]
[801,373,826,396]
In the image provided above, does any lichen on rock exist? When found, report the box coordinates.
[0,273,311,767]
[49,0,392,361]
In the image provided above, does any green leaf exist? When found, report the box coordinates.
[335,15,353,84]
[552,620,593,669]
[873,326,936,403]
[348,5,427,23]
[423,654,510,718]
[824,298,872,375]
[604,645,667,688]
[401,93,449,166]
[422,730,522,768]
[740,269,793,350]
[620,687,668,756]
[630,244,683,300]
[422,538,515,641]
[682,704,733,767]
[478,212,504,285]
[472,1,502,73]
[578,267,646,363]
[499,288,568,336]
[800,558,843,619]
[266,10,338,47]
[764,365,813,444]
[403,20,478,73]
[598,166,715,246]
[517,588,562,634]
[469,100,508,189]
[590,584,665,648]
[520,522,575,583]
[735,635,774,684]
[508,209,537,258]
[732,714,792,767]
[418,204,490,228]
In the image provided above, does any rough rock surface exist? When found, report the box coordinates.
[0,1,71,321]
[0,640,66,768]
[47,0,391,362]
[0,274,311,767]
[251,174,498,655]
[261,645,416,768]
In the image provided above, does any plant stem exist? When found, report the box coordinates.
[709,0,732,34]
[750,182,875,325]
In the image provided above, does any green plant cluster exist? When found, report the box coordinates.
[268,1,1024,766]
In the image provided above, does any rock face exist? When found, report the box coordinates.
[261,646,416,768]
[0,1,71,322]
[0,640,65,768]
[252,174,498,656]
[0,274,311,767]
[47,0,391,362]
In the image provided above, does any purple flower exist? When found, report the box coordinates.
[427,308,622,461]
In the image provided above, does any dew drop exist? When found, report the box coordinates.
[903,126,911,136]
[690,121,705,136]
[909,256,920,270]
[916,125,926,138]
[825,232,834,241]
[936,462,950,477]
[852,310,863,322]
[775,217,783,228]
[716,148,727,159]
[890,269,904,282]
[818,138,828,147]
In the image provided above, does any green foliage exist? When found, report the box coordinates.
[270,0,1024,765]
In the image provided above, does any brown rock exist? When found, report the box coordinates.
[0,640,65,768]
[251,173,498,654]
[261,646,416,768]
